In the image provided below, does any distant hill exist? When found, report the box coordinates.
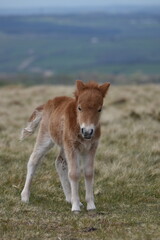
[0,9,160,79]
[0,5,160,15]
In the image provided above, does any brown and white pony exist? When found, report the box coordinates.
[21,80,110,212]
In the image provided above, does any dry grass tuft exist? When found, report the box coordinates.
[0,84,160,240]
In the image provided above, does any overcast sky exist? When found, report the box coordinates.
[1,0,160,9]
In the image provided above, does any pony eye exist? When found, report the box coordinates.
[98,108,102,112]
[78,106,82,111]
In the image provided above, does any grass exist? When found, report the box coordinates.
[0,84,160,240]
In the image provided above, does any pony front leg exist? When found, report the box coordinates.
[84,165,96,211]
[69,169,81,212]
[66,149,81,212]
[84,146,97,211]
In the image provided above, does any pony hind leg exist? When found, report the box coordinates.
[21,127,54,203]
[55,149,71,203]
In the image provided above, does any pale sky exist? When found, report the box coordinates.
[0,0,160,9]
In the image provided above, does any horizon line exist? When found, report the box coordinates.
[1,3,160,10]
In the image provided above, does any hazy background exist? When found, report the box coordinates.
[0,0,160,85]
[1,0,160,8]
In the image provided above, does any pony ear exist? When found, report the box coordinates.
[99,82,110,97]
[76,80,86,92]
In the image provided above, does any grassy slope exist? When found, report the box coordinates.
[0,84,160,239]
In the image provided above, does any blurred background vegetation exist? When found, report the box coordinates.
[0,3,160,86]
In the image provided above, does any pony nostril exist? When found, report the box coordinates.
[90,129,93,135]
[81,128,84,134]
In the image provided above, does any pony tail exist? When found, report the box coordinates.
[20,105,44,141]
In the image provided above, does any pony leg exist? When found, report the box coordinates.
[84,151,97,211]
[55,149,71,203]
[69,168,81,212]
[21,129,54,203]
[66,152,80,212]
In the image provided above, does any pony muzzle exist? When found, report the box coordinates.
[81,124,95,139]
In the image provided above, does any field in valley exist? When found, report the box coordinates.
[0,84,160,239]
[0,11,160,76]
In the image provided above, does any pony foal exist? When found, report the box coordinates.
[21,80,110,212]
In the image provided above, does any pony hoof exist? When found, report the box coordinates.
[21,196,29,203]
[21,191,30,203]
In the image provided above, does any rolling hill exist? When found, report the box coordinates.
[0,10,160,77]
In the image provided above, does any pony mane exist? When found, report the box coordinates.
[74,81,100,99]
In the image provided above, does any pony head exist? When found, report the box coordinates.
[75,80,110,139]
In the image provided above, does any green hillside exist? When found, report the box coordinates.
[0,12,160,75]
